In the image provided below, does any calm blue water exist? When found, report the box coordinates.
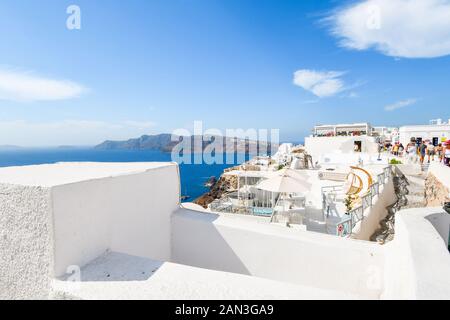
[0,148,247,201]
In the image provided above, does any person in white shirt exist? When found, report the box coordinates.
[406,142,417,163]
[426,142,435,163]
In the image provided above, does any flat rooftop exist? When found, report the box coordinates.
[0,162,176,187]
[53,251,363,300]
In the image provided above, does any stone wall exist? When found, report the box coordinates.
[0,184,54,300]
[425,173,450,206]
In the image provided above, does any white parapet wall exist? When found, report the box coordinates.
[0,162,180,299]
[305,136,379,162]
[171,209,385,299]
[0,184,53,299]
[382,207,450,299]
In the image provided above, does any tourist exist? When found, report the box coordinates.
[426,142,435,163]
[392,143,399,156]
[386,142,392,154]
[406,141,417,163]
[445,142,450,166]
[398,143,404,157]
[436,143,444,163]
[419,142,427,165]
[377,142,383,160]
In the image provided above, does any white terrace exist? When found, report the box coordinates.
[0,162,449,300]
[208,163,394,240]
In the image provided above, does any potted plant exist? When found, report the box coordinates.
[344,195,353,214]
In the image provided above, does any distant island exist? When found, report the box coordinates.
[95,133,278,154]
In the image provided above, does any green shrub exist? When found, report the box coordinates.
[389,159,402,165]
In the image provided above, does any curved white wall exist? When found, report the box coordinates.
[383,207,450,299]
[171,209,385,299]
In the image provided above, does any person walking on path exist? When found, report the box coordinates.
[419,142,427,165]
[436,143,444,163]
[398,143,404,157]
[377,142,383,160]
[427,142,436,163]
[406,141,417,163]
[392,143,399,156]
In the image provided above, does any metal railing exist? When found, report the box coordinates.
[209,197,235,213]
[336,216,352,237]
[329,165,393,237]
[209,195,274,217]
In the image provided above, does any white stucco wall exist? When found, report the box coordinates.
[52,164,180,277]
[171,208,385,299]
[0,162,180,298]
[382,207,450,300]
[0,184,53,300]
[399,125,450,146]
[305,136,379,162]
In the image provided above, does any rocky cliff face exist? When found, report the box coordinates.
[95,134,177,151]
[95,134,277,154]
[193,164,259,208]
[194,174,238,208]
[425,173,450,206]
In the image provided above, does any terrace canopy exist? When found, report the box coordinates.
[255,169,312,193]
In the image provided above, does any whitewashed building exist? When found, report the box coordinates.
[313,123,372,137]
[398,119,450,146]
[305,123,379,161]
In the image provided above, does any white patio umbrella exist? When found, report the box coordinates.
[255,168,313,216]
[256,170,312,193]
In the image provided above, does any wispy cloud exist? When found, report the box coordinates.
[293,69,347,98]
[0,68,87,102]
[325,0,450,58]
[384,98,418,111]
[300,99,320,104]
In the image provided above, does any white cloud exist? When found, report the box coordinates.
[327,0,450,58]
[0,120,157,146]
[293,69,347,98]
[384,98,417,111]
[0,68,87,102]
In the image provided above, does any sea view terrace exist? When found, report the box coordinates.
[204,143,396,240]
[1,121,449,301]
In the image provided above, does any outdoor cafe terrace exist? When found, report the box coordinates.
[207,165,393,238]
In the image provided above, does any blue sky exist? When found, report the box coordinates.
[0,0,449,146]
